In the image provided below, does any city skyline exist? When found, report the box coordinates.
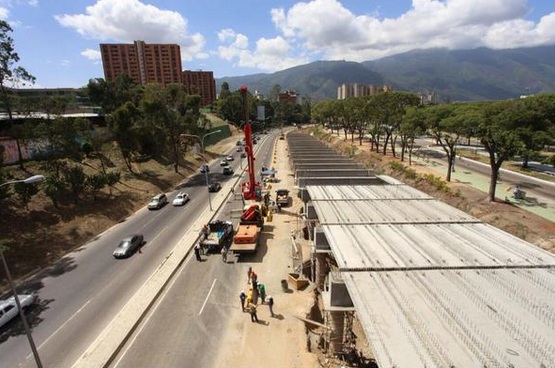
[1,0,554,88]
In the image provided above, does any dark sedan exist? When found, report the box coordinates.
[208,182,222,192]
[113,234,144,258]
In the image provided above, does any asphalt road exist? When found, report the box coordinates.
[0,133,274,368]
[109,133,276,367]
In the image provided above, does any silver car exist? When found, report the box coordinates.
[113,234,144,258]
[148,193,168,210]
[0,294,36,328]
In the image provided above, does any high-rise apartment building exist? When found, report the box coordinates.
[100,41,182,85]
[182,70,216,107]
[337,83,392,99]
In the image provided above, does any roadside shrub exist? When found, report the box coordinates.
[421,173,451,194]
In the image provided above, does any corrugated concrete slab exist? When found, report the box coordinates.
[344,269,555,367]
[323,222,555,269]
[312,198,477,224]
[295,169,373,178]
[307,184,432,200]
[298,176,382,187]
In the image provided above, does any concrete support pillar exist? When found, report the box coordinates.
[328,311,344,354]
[315,253,328,291]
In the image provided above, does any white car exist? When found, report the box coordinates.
[172,192,190,206]
[0,294,36,328]
[226,155,234,161]
[220,159,229,167]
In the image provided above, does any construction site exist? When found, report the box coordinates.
[285,131,555,367]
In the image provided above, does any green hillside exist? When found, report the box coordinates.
[216,45,555,102]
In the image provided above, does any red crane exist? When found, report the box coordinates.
[240,86,262,200]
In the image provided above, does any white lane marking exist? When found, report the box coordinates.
[148,226,168,244]
[198,279,217,316]
[32,299,92,354]
[112,256,193,367]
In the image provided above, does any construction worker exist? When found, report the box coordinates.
[221,246,228,262]
[239,291,246,311]
[247,301,259,323]
[258,282,266,304]
[268,296,275,317]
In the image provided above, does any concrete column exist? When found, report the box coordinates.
[328,311,344,354]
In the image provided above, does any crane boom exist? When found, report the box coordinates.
[240,86,261,200]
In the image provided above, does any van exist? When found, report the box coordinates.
[148,193,168,210]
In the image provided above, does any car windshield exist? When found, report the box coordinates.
[117,240,131,249]
[176,194,183,199]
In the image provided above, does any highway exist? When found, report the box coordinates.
[110,133,276,367]
[0,131,276,368]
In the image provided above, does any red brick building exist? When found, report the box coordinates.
[182,70,217,107]
[100,41,182,85]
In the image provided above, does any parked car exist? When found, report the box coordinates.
[148,193,168,210]
[226,155,234,161]
[240,152,247,158]
[200,164,210,173]
[208,182,222,192]
[220,159,229,166]
[223,166,234,175]
[172,192,190,206]
[0,294,36,328]
[113,234,144,258]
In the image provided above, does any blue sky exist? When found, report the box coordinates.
[1,0,554,88]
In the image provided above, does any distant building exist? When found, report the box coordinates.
[100,41,217,106]
[2,87,97,114]
[100,41,183,85]
[278,90,301,104]
[337,83,392,99]
[182,70,216,107]
[418,91,438,104]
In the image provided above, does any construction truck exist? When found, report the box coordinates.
[199,220,234,253]
[230,204,265,254]
[275,189,291,208]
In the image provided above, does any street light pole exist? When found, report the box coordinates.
[180,130,221,211]
[0,174,44,368]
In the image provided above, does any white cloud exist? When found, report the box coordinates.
[266,0,555,63]
[217,30,308,73]
[81,48,101,61]
[54,0,205,59]
[0,6,9,19]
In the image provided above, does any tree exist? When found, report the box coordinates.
[513,95,554,168]
[85,75,139,115]
[42,172,65,209]
[426,104,457,181]
[476,100,524,201]
[13,180,39,209]
[109,102,140,172]
[0,20,36,168]
[62,163,87,203]
[399,106,426,164]
[86,172,108,200]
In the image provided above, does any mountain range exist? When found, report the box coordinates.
[216,45,555,103]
